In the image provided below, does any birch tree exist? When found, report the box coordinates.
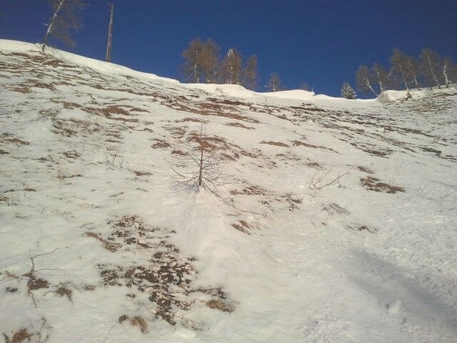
[419,48,442,88]
[442,57,457,87]
[372,63,389,94]
[404,54,421,90]
[42,0,84,51]
[390,49,410,92]
[356,65,377,96]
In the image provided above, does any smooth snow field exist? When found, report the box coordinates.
[0,40,456,343]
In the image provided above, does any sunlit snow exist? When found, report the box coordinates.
[0,40,456,343]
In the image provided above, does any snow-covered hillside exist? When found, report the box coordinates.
[0,40,456,343]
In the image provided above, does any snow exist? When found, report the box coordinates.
[1,40,456,343]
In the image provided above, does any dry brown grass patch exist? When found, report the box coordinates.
[322,203,350,215]
[292,140,320,148]
[361,176,405,194]
[188,133,231,152]
[230,185,267,196]
[85,232,122,252]
[225,122,254,130]
[347,224,378,234]
[261,140,289,147]
[151,139,171,149]
[207,299,235,313]
[357,166,375,174]
[130,316,148,333]
[3,328,33,343]
[62,150,80,159]
[118,315,148,334]
[178,117,205,123]
[171,149,187,155]
[307,162,324,169]
[1,133,30,146]
[23,188,36,192]
[10,86,32,93]
[231,220,251,234]
[133,170,152,177]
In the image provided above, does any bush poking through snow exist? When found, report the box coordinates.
[3,329,32,343]
[207,299,235,313]
[2,318,50,343]
[118,315,148,334]
[1,249,58,308]
[308,169,350,193]
[322,203,350,215]
[169,121,230,195]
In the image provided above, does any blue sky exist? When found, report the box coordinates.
[1,0,456,96]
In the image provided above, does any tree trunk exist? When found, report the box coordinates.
[42,0,66,51]
[105,3,114,62]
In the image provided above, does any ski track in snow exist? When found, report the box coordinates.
[0,40,456,342]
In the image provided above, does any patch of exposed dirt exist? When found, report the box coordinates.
[87,215,234,327]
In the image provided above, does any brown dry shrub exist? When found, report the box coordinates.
[207,299,234,313]
[27,276,49,291]
[130,316,148,333]
[3,328,32,343]
[55,286,73,301]
[118,315,148,334]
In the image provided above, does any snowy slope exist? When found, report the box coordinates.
[0,40,456,343]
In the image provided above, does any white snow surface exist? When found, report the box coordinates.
[1,40,457,343]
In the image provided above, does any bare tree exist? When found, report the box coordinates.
[442,57,457,87]
[403,54,421,90]
[220,48,243,84]
[105,3,114,62]
[200,39,220,83]
[181,38,220,83]
[169,122,228,194]
[390,49,411,92]
[356,65,378,96]
[42,0,85,51]
[419,48,442,88]
[300,82,310,91]
[267,72,283,92]
[242,54,258,90]
[372,63,389,94]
